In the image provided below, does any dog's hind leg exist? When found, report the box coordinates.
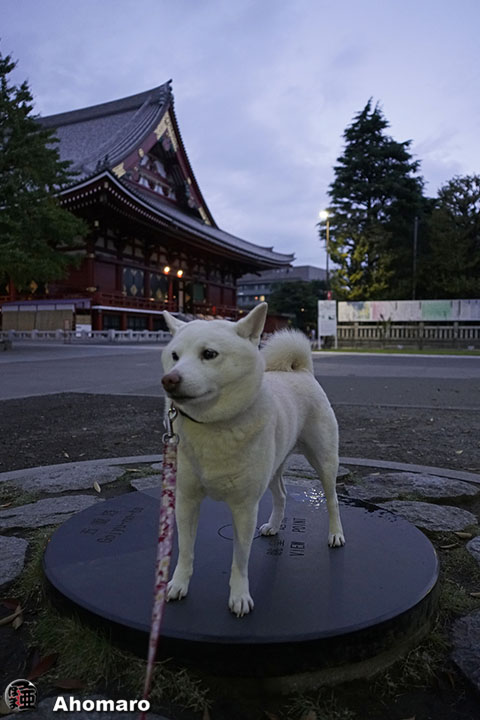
[259,463,286,536]
[299,413,345,548]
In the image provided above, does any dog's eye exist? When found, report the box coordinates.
[172,351,179,361]
[202,349,218,360]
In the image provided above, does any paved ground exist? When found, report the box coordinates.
[1,342,480,409]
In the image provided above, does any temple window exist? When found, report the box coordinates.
[123,267,144,297]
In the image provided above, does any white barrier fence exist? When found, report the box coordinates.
[337,323,480,348]
[2,325,479,349]
[0,329,172,343]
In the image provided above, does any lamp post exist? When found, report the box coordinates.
[318,210,330,295]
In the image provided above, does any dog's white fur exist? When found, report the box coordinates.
[161,303,345,617]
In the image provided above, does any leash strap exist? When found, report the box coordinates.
[140,405,178,719]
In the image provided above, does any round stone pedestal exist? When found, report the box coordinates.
[44,486,439,678]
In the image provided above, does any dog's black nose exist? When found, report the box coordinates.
[162,370,182,393]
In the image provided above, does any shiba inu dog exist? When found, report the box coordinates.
[161,303,344,616]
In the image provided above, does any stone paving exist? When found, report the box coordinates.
[343,471,480,502]
[451,610,480,693]
[1,453,480,704]
[0,536,29,586]
[0,464,123,494]
[466,535,480,564]
[378,500,477,532]
[0,495,103,530]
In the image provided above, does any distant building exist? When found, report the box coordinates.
[237,265,326,310]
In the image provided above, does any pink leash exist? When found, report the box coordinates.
[139,404,178,719]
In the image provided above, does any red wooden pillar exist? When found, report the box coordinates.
[121,312,127,331]
[93,310,102,331]
[86,240,95,290]
[147,314,153,331]
[116,238,125,293]
[205,280,210,311]
[116,262,123,293]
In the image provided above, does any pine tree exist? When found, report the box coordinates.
[420,174,480,298]
[326,99,426,299]
[0,50,86,292]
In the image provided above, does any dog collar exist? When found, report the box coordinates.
[176,407,203,424]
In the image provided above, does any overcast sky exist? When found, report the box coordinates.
[2,0,479,268]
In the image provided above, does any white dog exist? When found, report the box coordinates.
[161,303,344,617]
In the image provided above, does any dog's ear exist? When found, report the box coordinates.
[163,311,187,335]
[236,302,268,344]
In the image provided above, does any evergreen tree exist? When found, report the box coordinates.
[326,99,426,300]
[420,174,480,298]
[0,50,86,292]
[267,279,327,331]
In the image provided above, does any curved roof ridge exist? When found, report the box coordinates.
[40,82,172,128]
[122,177,294,263]
[75,95,166,173]
[167,100,216,227]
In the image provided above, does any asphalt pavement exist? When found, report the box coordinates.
[0,341,479,410]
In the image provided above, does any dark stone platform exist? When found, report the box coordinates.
[43,486,439,677]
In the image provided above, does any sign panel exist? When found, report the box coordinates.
[318,300,337,337]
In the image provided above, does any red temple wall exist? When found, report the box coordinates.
[208,285,222,307]
[94,261,117,292]
[223,287,235,306]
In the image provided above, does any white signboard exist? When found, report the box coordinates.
[337,299,480,323]
[318,300,337,337]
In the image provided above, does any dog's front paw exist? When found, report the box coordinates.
[167,577,190,602]
[328,532,345,548]
[259,522,279,536]
[229,591,254,617]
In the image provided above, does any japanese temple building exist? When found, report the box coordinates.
[2,82,293,332]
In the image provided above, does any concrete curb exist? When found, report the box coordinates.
[2,455,479,485]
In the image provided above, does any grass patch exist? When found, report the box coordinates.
[34,610,209,712]
[110,466,162,488]
[13,527,58,607]
[10,525,210,714]
[0,482,41,509]
[374,542,480,697]
[438,546,480,615]
[285,688,356,720]
[314,347,480,356]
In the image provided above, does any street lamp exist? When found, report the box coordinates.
[318,210,330,294]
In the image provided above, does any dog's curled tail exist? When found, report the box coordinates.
[262,329,314,373]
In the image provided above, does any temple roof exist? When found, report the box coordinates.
[39,84,173,180]
[125,179,290,266]
[59,170,293,268]
[39,84,294,268]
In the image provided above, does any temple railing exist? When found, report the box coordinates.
[91,292,176,312]
[192,302,238,319]
[0,291,239,319]
[0,329,172,343]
